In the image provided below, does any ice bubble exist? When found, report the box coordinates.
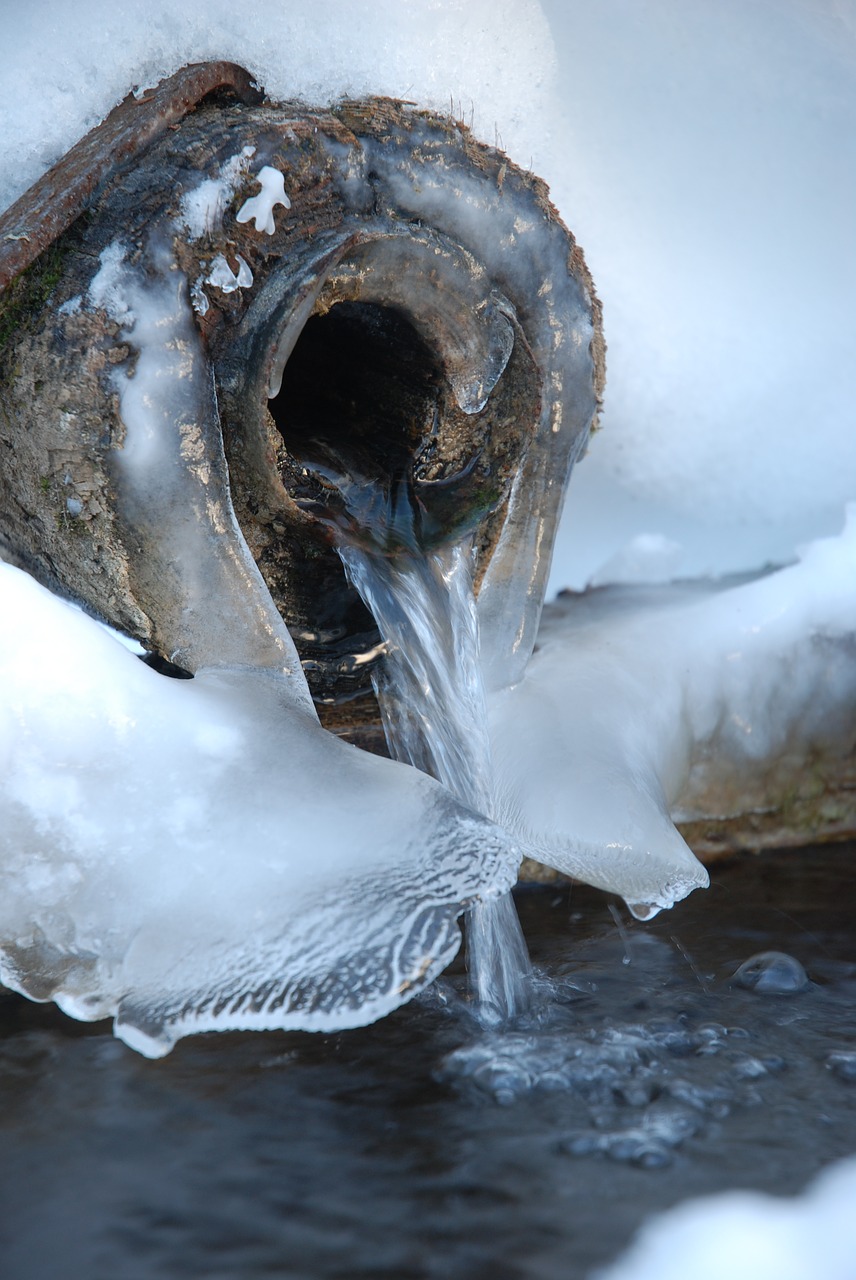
[732,952,811,996]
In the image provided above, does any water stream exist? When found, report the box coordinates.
[339,539,532,1025]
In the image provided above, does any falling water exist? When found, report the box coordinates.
[339,540,531,1024]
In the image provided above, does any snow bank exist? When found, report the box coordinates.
[597,1157,856,1280]
[540,0,856,587]
[0,0,555,217]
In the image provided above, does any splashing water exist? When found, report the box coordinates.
[340,540,532,1024]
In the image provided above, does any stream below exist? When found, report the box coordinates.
[1,843,854,1279]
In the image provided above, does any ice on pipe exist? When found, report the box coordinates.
[178,146,256,240]
[597,1156,856,1280]
[206,252,253,293]
[84,233,309,681]
[236,165,291,235]
[0,564,519,1057]
[489,510,856,916]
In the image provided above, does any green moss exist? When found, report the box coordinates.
[0,241,68,361]
[55,509,87,537]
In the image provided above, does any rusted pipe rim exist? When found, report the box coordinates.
[0,62,265,292]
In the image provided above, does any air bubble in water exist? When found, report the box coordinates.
[731,951,811,995]
[826,1051,856,1082]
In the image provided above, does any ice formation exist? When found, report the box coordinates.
[0,561,519,1057]
[206,252,253,292]
[1,505,852,1051]
[235,165,290,235]
[0,0,852,1066]
[490,510,856,914]
[598,1157,856,1280]
[178,146,256,240]
[2,1,852,589]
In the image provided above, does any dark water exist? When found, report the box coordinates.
[1,843,855,1280]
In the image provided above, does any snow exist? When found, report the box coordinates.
[598,1157,856,1280]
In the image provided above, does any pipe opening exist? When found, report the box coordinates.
[269,301,442,494]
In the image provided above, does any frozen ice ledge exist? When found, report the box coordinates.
[1,509,853,1055]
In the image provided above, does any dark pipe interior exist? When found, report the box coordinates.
[267,301,446,706]
[270,302,442,485]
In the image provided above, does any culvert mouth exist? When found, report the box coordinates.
[0,88,601,729]
[271,302,441,478]
[218,226,543,717]
[270,301,446,551]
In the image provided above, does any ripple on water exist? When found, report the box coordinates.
[433,981,796,1167]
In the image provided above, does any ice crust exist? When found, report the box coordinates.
[86,236,313,682]
[1,515,852,1051]
[598,1157,856,1280]
[489,510,856,915]
[0,563,519,1056]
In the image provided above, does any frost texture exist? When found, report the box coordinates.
[0,566,518,1057]
[178,145,256,240]
[489,510,856,915]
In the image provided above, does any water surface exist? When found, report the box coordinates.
[1,844,854,1279]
